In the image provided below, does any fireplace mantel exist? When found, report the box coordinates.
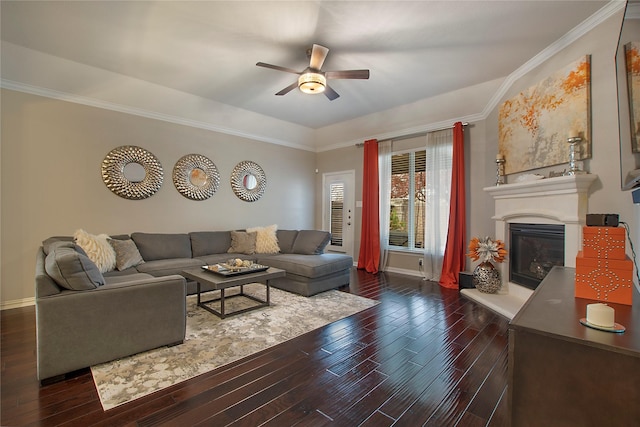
[484,174,598,199]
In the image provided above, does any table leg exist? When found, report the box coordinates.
[266,281,270,305]
[197,281,201,305]
[220,288,225,318]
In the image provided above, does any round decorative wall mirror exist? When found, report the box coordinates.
[230,160,266,202]
[172,154,220,200]
[101,145,164,200]
[123,162,146,183]
[243,173,258,190]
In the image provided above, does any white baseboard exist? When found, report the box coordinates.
[382,266,425,278]
[1,297,35,310]
[351,263,425,278]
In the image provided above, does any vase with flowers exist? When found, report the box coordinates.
[467,236,507,293]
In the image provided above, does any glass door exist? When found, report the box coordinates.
[323,171,355,256]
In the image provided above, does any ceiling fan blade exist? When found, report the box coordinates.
[256,62,301,75]
[324,70,370,80]
[275,81,299,96]
[309,44,329,70]
[324,84,340,101]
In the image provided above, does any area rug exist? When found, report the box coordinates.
[91,284,379,410]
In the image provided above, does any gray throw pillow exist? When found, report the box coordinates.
[227,231,257,255]
[291,230,331,255]
[109,238,145,271]
[45,244,105,290]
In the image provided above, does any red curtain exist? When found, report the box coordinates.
[357,139,380,274]
[439,122,466,289]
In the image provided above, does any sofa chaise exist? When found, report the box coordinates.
[35,228,352,382]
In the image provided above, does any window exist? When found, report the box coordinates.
[388,149,426,249]
[383,129,454,257]
[329,182,344,246]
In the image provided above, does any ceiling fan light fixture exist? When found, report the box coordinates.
[298,72,326,94]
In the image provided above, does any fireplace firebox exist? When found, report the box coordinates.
[510,223,565,290]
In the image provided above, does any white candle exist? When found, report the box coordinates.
[586,303,615,328]
[569,126,580,139]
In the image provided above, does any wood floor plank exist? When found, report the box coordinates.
[1,269,511,426]
[358,410,395,427]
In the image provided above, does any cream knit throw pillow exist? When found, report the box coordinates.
[74,229,117,273]
[247,224,280,254]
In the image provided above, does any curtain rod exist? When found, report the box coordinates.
[355,122,468,147]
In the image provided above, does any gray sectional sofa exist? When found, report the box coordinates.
[35,229,352,382]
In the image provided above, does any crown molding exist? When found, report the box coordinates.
[480,0,626,119]
[317,112,485,152]
[0,79,316,152]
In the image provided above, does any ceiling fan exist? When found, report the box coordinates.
[256,44,370,101]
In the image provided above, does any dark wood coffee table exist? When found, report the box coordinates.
[182,267,285,318]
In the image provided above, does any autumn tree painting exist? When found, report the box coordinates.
[498,56,591,174]
[625,42,640,152]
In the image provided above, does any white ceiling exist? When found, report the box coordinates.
[1,1,612,130]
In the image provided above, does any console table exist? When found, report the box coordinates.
[509,266,640,426]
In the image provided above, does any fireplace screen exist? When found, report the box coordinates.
[510,223,565,290]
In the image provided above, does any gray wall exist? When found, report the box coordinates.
[1,89,316,305]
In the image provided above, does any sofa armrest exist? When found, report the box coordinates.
[36,275,186,381]
[35,247,62,297]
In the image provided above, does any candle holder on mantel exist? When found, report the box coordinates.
[564,136,587,176]
[495,157,506,186]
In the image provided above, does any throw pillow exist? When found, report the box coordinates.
[227,231,257,255]
[45,244,105,290]
[291,230,331,255]
[247,224,280,254]
[74,229,117,273]
[109,238,145,271]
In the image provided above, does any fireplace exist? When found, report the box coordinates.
[459,174,598,319]
[510,223,564,290]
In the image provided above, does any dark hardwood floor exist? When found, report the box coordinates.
[1,269,510,426]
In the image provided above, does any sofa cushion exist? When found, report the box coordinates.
[247,224,280,254]
[258,253,352,279]
[103,272,155,285]
[44,242,105,290]
[74,229,117,273]
[109,238,145,271]
[190,231,231,257]
[103,267,140,277]
[131,233,192,261]
[292,230,331,255]
[227,231,257,255]
[276,230,299,254]
[135,258,202,277]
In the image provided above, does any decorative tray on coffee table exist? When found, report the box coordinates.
[202,263,269,277]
